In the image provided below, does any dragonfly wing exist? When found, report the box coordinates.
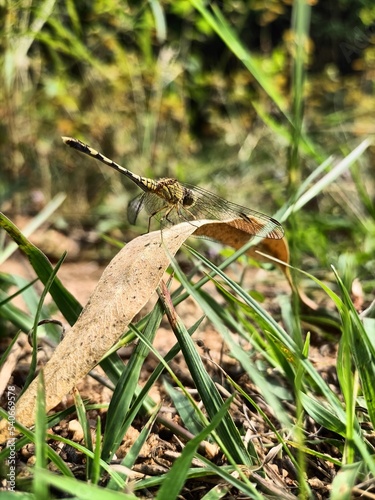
[143,193,175,222]
[129,192,174,227]
[127,193,145,225]
[181,183,284,239]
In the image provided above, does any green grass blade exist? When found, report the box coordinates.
[0,276,38,307]
[288,0,311,190]
[123,316,204,430]
[21,252,67,396]
[219,325,292,430]
[101,298,164,462]
[34,371,48,500]
[282,138,372,220]
[92,416,102,485]
[0,407,74,478]
[0,211,82,325]
[333,267,375,430]
[0,401,127,487]
[190,0,323,165]
[72,387,94,481]
[108,405,160,489]
[0,329,22,367]
[0,291,34,332]
[155,396,235,500]
[187,246,349,421]
[191,0,287,112]
[165,380,204,436]
[300,393,346,435]
[157,280,253,466]
[330,463,363,500]
[0,194,66,264]
[34,468,137,499]
[149,0,167,42]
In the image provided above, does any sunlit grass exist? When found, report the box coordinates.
[1,0,375,498]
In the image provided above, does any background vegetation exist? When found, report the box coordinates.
[2,0,374,266]
[1,0,375,498]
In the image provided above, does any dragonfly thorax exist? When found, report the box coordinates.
[155,178,187,205]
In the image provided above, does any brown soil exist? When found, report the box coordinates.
[0,243,343,498]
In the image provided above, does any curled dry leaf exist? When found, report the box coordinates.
[196,220,291,285]
[0,218,289,443]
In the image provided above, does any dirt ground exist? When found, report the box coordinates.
[1,238,342,498]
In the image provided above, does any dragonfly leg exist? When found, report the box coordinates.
[147,204,170,232]
[163,205,181,227]
[147,215,152,233]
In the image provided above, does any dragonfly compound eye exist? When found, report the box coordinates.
[182,188,196,208]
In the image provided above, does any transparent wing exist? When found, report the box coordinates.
[127,183,284,239]
[127,192,171,226]
[127,193,146,225]
[179,183,284,239]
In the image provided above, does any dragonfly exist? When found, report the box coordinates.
[62,137,284,239]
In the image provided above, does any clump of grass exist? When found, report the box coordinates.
[1,0,375,498]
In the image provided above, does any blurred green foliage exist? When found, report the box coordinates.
[1,0,375,272]
[1,4,375,493]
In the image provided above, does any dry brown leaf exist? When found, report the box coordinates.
[196,220,291,282]
[252,239,321,311]
[0,219,289,443]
